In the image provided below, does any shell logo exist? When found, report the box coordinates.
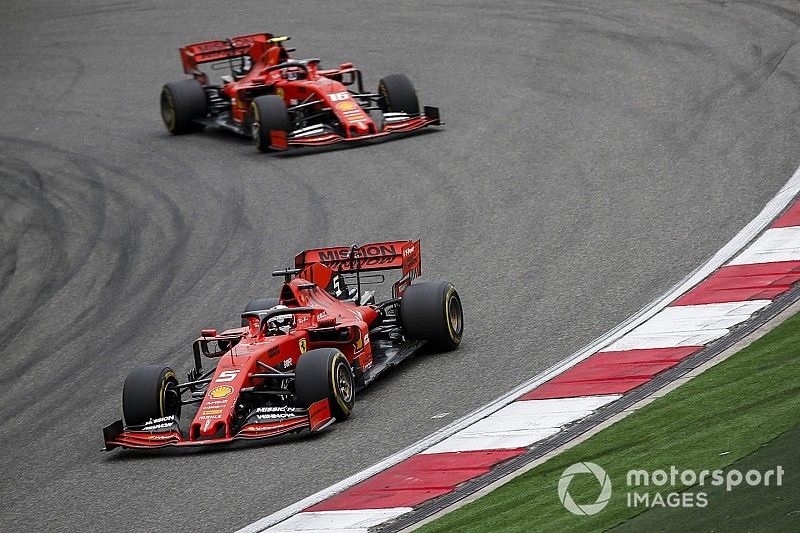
[209,385,234,399]
[336,101,356,111]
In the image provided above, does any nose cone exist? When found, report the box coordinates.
[354,121,370,133]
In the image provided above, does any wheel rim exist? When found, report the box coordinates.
[335,362,354,404]
[160,90,176,129]
[250,103,261,144]
[447,293,463,337]
[379,83,390,111]
[163,380,181,417]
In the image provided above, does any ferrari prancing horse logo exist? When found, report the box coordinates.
[298,338,307,354]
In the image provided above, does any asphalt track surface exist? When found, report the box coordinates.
[1,1,800,531]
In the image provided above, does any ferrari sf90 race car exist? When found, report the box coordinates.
[103,240,463,450]
[159,32,441,151]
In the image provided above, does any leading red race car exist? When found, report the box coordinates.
[103,240,463,450]
[159,33,442,151]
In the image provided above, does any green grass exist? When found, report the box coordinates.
[611,424,800,532]
[418,311,800,533]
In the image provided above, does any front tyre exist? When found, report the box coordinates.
[160,79,207,134]
[251,95,290,152]
[378,74,420,115]
[400,281,463,351]
[295,348,355,420]
[122,365,181,426]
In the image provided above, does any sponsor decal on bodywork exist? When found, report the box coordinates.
[132,415,180,433]
[316,244,399,271]
[145,416,175,425]
[257,413,295,420]
[209,385,234,399]
[247,406,304,419]
[149,434,174,440]
[142,422,175,430]
[204,398,228,406]
[354,333,364,353]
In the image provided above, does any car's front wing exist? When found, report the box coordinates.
[279,106,441,149]
[103,399,333,450]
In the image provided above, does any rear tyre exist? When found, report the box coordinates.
[122,365,181,426]
[251,95,290,152]
[241,297,280,327]
[160,79,207,134]
[378,74,420,115]
[295,348,354,420]
[400,281,463,351]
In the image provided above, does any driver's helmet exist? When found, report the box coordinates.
[284,68,300,81]
[266,305,293,334]
[232,56,252,79]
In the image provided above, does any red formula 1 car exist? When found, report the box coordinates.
[159,33,441,151]
[103,241,463,450]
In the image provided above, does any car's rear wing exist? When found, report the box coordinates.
[295,240,421,297]
[180,33,282,74]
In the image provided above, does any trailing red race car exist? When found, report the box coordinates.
[159,32,441,151]
[103,240,463,450]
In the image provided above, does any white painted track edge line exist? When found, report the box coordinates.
[236,165,800,533]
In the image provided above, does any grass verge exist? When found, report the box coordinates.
[611,423,799,532]
[417,310,800,532]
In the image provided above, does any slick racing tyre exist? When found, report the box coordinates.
[378,74,420,115]
[400,281,463,351]
[295,348,355,420]
[122,365,181,426]
[251,95,290,152]
[241,298,280,327]
[160,79,207,134]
